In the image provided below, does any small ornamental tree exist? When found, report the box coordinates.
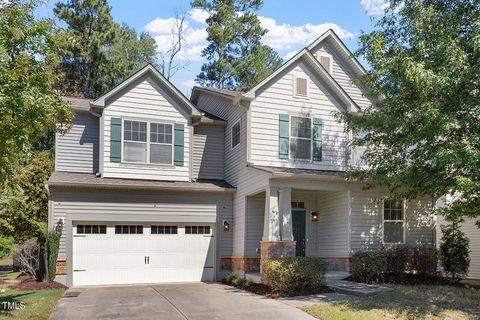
[440,221,470,282]
[40,230,61,282]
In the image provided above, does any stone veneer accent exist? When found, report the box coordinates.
[260,240,296,282]
[56,259,67,275]
[220,256,260,272]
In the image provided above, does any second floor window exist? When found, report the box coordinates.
[290,116,312,160]
[231,121,241,149]
[123,120,173,165]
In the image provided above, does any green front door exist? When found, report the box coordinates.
[292,210,306,256]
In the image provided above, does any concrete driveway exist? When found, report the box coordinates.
[50,282,316,320]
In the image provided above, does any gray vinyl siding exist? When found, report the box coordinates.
[311,42,371,109]
[51,187,233,280]
[248,63,349,172]
[350,184,435,253]
[437,216,480,279]
[314,191,349,256]
[56,112,99,173]
[192,125,224,180]
[245,193,265,256]
[102,77,191,181]
[405,198,436,245]
[195,92,270,256]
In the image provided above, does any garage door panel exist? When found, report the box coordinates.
[72,223,215,286]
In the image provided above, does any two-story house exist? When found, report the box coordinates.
[47,30,436,287]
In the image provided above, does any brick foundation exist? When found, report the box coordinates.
[322,257,351,272]
[56,259,67,275]
[260,240,296,282]
[220,256,260,272]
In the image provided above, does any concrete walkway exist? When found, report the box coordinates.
[326,279,393,297]
[50,282,316,320]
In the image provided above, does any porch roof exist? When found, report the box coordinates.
[250,165,347,181]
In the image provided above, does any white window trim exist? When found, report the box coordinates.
[382,199,406,245]
[121,118,174,166]
[318,52,333,75]
[289,115,313,161]
[293,75,309,99]
[231,120,241,150]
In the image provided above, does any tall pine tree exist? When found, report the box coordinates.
[191,0,282,91]
[54,0,158,98]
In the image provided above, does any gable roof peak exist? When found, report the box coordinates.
[92,64,201,117]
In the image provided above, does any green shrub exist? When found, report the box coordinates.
[231,277,244,286]
[224,273,237,283]
[383,246,410,274]
[351,251,387,283]
[0,236,14,259]
[39,230,61,282]
[262,257,327,295]
[243,279,254,288]
[440,221,470,282]
[412,246,438,275]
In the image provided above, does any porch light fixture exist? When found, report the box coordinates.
[56,218,64,234]
[311,211,319,222]
[223,220,230,232]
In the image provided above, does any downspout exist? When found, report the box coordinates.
[89,106,102,177]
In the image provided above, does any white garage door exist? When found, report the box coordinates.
[72,223,215,286]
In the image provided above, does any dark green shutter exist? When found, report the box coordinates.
[279,114,289,159]
[313,118,323,161]
[174,123,184,166]
[110,118,122,163]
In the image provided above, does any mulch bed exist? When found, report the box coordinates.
[9,274,67,291]
[0,280,7,285]
[346,273,480,289]
[221,279,332,298]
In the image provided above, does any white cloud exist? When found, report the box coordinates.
[189,8,209,24]
[145,12,353,70]
[145,17,182,34]
[177,45,205,61]
[259,16,353,50]
[184,28,208,45]
[360,0,389,16]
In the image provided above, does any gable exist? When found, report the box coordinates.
[251,52,358,112]
[93,65,201,118]
[309,34,372,109]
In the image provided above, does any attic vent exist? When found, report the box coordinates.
[295,77,308,97]
[319,54,332,74]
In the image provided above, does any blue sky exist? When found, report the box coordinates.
[36,0,386,95]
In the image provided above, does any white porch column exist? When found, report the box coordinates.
[279,187,293,241]
[262,186,280,241]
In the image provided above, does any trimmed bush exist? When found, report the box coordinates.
[412,246,438,275]
[351,251,387,283]
[440,221,470,282]
[40,230,61,282]
[262,257,327,295]
[384,246,410,274]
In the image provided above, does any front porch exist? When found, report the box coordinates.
[238,178,353,276]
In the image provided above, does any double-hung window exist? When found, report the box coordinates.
[290,116,312,160]
[123,120,173,165]
[383,200,405,244]
[150,123,173,164]
[123,120,147,163]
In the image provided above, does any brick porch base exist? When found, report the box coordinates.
[56,259,67,275]
[220,256,260,272]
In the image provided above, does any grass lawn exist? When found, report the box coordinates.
[303,284,480,320]
[0,272,65,320]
